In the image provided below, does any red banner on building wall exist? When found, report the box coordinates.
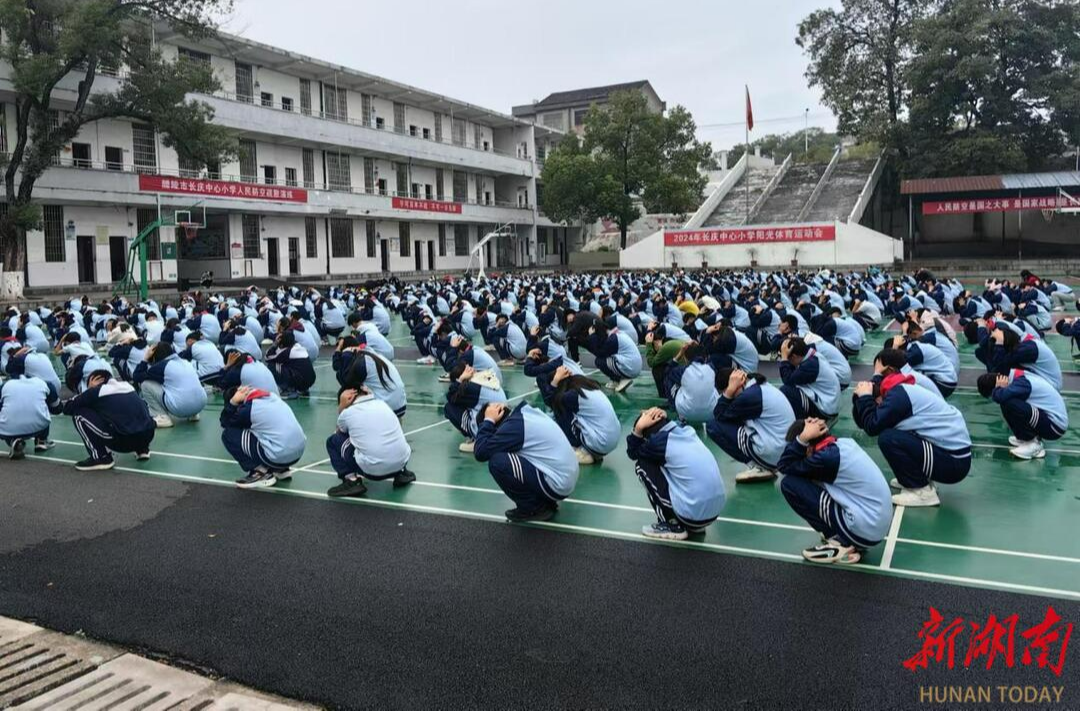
[922,196,1069,216]
[138,175,309,203]
[391,197,463,214]
[664,224,836,247]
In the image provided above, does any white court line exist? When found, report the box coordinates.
[894,537,1080,565]
[880,505,905,570]
[25,453,1080,601]
[294,457,331,473]
[50,439,237,465]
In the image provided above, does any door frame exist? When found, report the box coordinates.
[288,237,300,276]
[267,237,280,277]
[109,235,127,282]
[76,235,96,284]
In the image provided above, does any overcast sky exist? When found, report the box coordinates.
[226,0,839,151]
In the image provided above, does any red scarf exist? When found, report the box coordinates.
[244,388,272,403]
[880,373,915,397]
[811,435,837,453]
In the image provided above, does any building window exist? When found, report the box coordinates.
[281,97,293,112]
[105,146,123,171]
[238,139,257,183]
[263,165,276,185]
[393,102,406,134]
[395,163,408,197]
[361,94,373,127]
[411,182,420,199]
[285,167,297,187]
[71,142,91,168]
[241,214,260,258]
[330,217,354,257]
[377,178,387,196]
[299,79,312,115]
[375,117,385,130]
[453,224,468,256]
[452,171,467,203]
[363,158,375,194]
[434,113,443,143]
[438,224,446,257]
[409,125,418,137]
[473,123,482,149]
[136,208,161,261]
[542,112,564,130]
[43,205,65,262]
[573,108,588,126]
[435,168,444,201]
[452,118,466,146]
[206,160,221,180]
[475,174,484,203]
[178,153,201,178]
[422,127,430,140]
[304,216,317,258]
[302,148,315,188]
[365,220,376,258]
[324,84,348,121]
[131,123,156,173]
[326,152,351,191]
[178,47,211,68]
[260,92,273,108]
[398,222,410,256]
[235,62,253,103]
[424,184,433,200]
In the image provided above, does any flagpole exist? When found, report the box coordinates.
[745,85,751,224]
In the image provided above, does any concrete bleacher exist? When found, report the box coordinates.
[753,162,829,225]
[702,165,781,227]
[804,159,878,222]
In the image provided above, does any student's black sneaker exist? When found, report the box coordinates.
[235,469,277,489]
[328,476,368,498]
[34,439,56,452]
[505,506,556,523]
[273,467,293,481]
[393,469,416,488]
[135,451,151,461]
[9,439,26,460]
[76,456,115,471]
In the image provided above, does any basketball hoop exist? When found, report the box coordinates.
[180,222,200,242]
[1041,208,1056,223]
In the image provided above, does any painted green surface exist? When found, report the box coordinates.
[29,322,1080,601]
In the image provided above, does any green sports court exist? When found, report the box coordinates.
[22,318,1080,602]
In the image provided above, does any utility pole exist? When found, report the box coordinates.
[804,108,810,155]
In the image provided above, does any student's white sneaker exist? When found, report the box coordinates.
[1010,439,1046,460]
[437,373,451,383]
[802,538,862,565]
[614,378,633,393]
[1053,306,1065,312]
[1008,436,1022,447]
[483,345,496,352]
[735,466,776,483]
[203,385,216,397]
[458,439,475,453]
[260,338,273,346]
[888,478,901,490]
[415,355,436,365]
[187,414,200,423]
[153,415,174,429]
[497,359,516,367]
[574,448,595,465]
[892,484,940,507]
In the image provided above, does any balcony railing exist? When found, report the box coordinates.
[27,154,533,210]
[210,90,531,161]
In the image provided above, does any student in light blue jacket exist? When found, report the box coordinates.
[778,336,841,419]
[707,367,796,483]
[626,407,726,541]
[0,374,59,459]
[777,418,891,565]
[977,370,1068,460]
[4,345,62,396]
[132,342,208,428]
[179,331,226,387]
[221,385,307,489]
[665,342,719,424]
[544,366,621,465]
[325,387,415,498]
[334,345,407,417]
[473,401,579,523]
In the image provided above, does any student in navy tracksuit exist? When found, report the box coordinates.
[490,313,528,365]
[179,331,226,387]
[983,325,1063,391]
[217,350,279,394]
[325,387,415,498]
[220,385,307,489]
[265,330,317,399]
[441,334,503,385]
[4,345,62,396]
[543,366,621,465]
[0,374,59,459]
[852,373,972,508]
[626,407,726,540]
[218,319,263,361]
[444,361,508,450]
[665,343,719,424]
[778,337,841,420]
[707,367,796,483]
[587,321,642,393]
[701,322,759,373]
[953,291,994,326]
[977,370,1069,460]
[777,418,892,565]
[885,335,957,399]
[473,401,580,522]
[62,370,156,470]
[131,342,208,427]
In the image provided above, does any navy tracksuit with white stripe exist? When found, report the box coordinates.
[993,370,1069,442]
[61,380,156,459]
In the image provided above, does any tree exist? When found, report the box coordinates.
[0,0,236,299]
[537,134,608,229]
[582,90,711,250]
[719,127,841,166]
[905,0,1080,176]
[797,0,931,148]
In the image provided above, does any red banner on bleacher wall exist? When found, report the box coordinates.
[664,224,835,247]
[922,196,1069,215]
[139,174,309,203]
[391,197,462,214]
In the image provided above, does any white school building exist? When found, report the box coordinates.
[1,23,579,291]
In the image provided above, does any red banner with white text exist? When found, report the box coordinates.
[664,224,835,247]
[391,197,463,214]
[922,196,1071,215]
[139,174,308,203]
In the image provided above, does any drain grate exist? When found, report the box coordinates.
[0,625,121,709]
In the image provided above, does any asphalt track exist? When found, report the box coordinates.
[1,460,1078,710]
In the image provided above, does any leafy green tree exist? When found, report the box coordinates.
[583,90,711,250]
[0,0,236,299]
[537,134,607,230]
[906,0,1080,176]
[721,128,841,166]
[797,0,930,147]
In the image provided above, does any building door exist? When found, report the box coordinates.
[76,236,95,284]
[288,237,300,275]
[427,240,435,272]
[485,240,493,268]
[414,242,422,271]
[109,236,127,282]
[380,239,390,272]
[267,238,279,277]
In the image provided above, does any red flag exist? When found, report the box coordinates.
[745,86,754,131]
